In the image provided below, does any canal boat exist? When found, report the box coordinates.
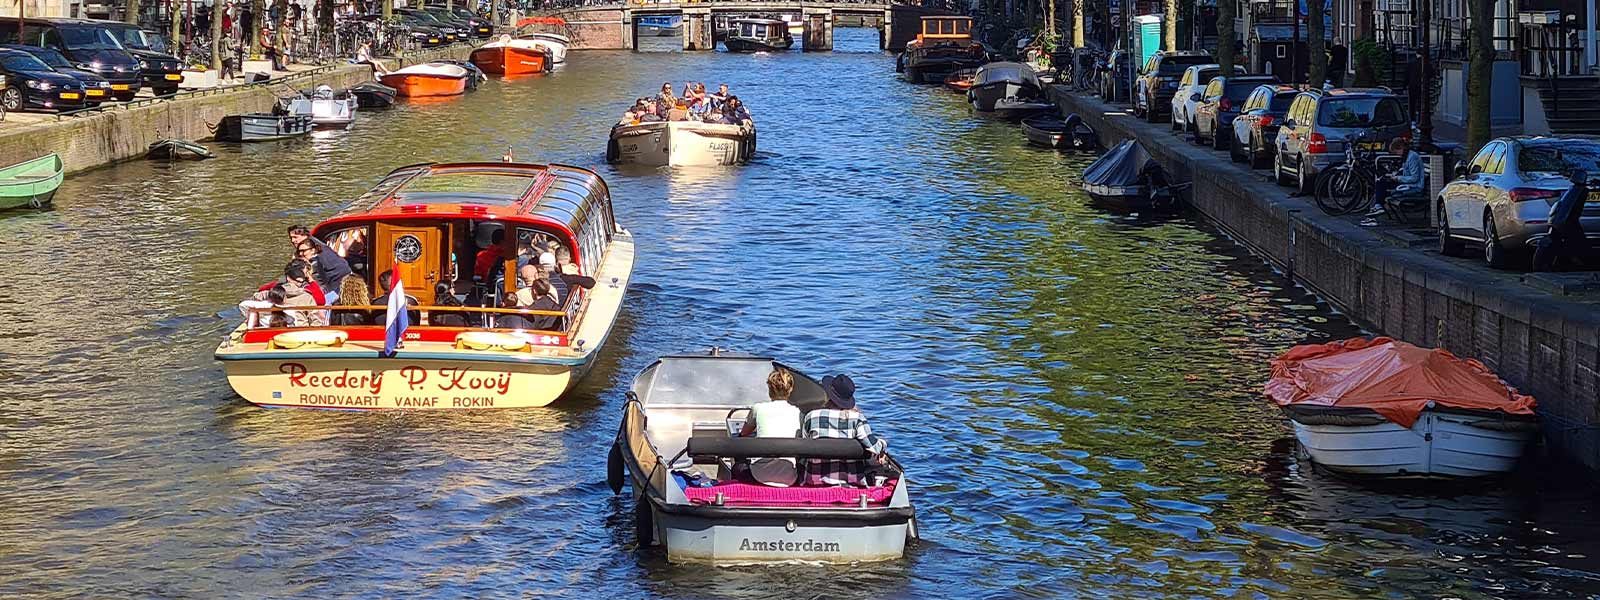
[279,85,358,130]
[1021,113,1097,150]
[637,15,682,37]
[1266,337,1539,478]
[0,152,63,210]
[723,19,792,53]
[214,114,314,142]
[146,138,214,160]
[967,62,1044,113]
[608,120,756,167]
[351,82,398,109]
[470,36,553,76]
[517,32,570,64]
[378,63,472,98]
[898,16,986,84]
[214,161,636,410]
[608,351,917,564]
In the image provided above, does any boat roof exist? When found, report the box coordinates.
[319,162,609,232]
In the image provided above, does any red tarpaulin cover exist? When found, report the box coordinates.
[1265,337,1536,427]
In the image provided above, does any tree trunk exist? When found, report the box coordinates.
[1217,0,1234,72]
[1466,0,1494,153]
[170,0,182,51]
[1307,0,1325,85]
[252,0,265,55]
[382,0,392,24]
[1164,0,1178,50]
[1047,0,1056,39]
[1072,0,1083,47]
[126,0,141,25]
[211,0,223,71]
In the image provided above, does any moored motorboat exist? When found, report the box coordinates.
[608,121,756,166]
[723,18,792,52]
[350,82,398,109]
[378,62,472,98]
[470,36,553,75]
[1080,139,1180,204]
[1021,113,1097,150]
[214,161,636,409]
[279,85,358,129]
[433,59,487,91]
[943,68,976,92]
[609,351,917,564]
[517,31,570,64]
[899,16,986,84]
[215,114,314,142]
[146,138,215,160]
[1266,337,1539,478]
[967,62,1043,112]
[0,153,64,210]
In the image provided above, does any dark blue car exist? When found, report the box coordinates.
[0,48,87,111]
[1192,74,1280,149]
[2,44,112,105]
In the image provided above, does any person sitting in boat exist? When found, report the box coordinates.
[708,84,730,109]
[331,275,372,326]
[656,82,677,108]
[666,101,690,122]
[296,240,351,305]
[370,270,420,325]
[430,282,470,327]
[473,229,511,284]
[733,367,803,486]
[279,265,328,328]
[802,374,888,487]
[723,96,752,126]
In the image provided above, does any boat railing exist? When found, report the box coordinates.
[241,303,572,336]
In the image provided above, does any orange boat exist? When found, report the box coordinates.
[378,63,471,98]
[469,38,552,76]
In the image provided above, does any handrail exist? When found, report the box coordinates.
[245,303,568,317]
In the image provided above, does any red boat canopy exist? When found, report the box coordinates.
[1265,337,1536,427]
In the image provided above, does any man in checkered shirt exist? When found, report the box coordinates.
[802,374,888,487]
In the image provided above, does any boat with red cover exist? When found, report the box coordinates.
[215,161,635,410]
[1266,337,1539,477]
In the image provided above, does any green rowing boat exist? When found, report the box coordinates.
[0,153,63,210]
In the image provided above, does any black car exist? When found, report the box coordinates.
[0,48,88,111]
[2,44,113,105]
[396,9,463,43]
[92,20,185,96]
[427,5,494,38]
[0,18,142,100]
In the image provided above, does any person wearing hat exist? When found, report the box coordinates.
[802,374,888,487]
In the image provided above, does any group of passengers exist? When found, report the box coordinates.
[618,82,753,126]
[732,368,890,489]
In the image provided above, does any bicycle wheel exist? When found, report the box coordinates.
[1313,167,1364,216]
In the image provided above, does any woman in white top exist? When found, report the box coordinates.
[737,367,801,486]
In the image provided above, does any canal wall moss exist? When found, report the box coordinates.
[0,44,473,176]
[1048,87,1600,471]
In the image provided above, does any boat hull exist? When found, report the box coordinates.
[1291,409,1537,477]
[215,114,313,142]
[0,153,63,210]
[470,45,550,75]
[968,81,1040,112]
[283,98,358,129]
[905,56,982,84]
[723,36,792,52]
[1022,120,1067,148]
[650,509,911,565]
[608,121,755,166]
[350,83,397,109]
[378,72,468,97]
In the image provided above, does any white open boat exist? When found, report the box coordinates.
[609,351,916,564]
[280,85,358,129]
[608,121,756,167]
[518,32,570,64]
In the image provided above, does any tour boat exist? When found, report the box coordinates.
[0,153,63,210]
[898,16,986,84]
[608,351,917,564]
[1266,337,1539,478]
[470,37,553,75]
[967,62,1044,112]
[378,63,472,98]
[723,18,792,53]
[215,114,314,142]
[608,120,756,167]
[279,86,358,129]
[517,32,570,64]
[214,161,636,410]
[350,82,397,109]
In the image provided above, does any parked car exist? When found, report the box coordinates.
[1133,50,1211,123]
[1230,84,1300,168]
[396,9,463,43]
[1099,49,1132,102]
[1437,136,1600,268]
[1274,87,1411,193]
[1169,64,1245,132]
[1192,74,1279,148]
[373,13,447,48]
[424,6,492,38]
[2,44,113,106]
[0,18,142,100]
[92,20,185,96]
[0,47,87,111]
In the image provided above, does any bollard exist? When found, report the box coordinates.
[1427,154,1445,228]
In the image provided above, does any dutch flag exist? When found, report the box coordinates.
[382,266,408,357]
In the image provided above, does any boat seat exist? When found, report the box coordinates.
[682,479,897,506]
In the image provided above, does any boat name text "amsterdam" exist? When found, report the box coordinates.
[738,538,841,553]
[279,363,513,395]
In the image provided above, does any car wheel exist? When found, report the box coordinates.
[0,88,20,112]
[1171,110,1181,130]
[1274,152,1294,186]
[1211,124,1227,150]
[1484,213,1512,268]
[1296,157,1313,194]
[1229,133,1245,162]
[1438,201,1465,257]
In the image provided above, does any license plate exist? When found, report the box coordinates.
[59,92,80,99]
[1588,191,1600,204]
[112,84,129,91]
[164,73,181,81]
[478,27,489,33]
[1361,142,1384,150]
[429,38,439,43]
[87,89,105,96]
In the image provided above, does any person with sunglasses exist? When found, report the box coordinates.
[295,240,351,306]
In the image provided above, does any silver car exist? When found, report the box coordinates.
[1273,88,1411,194]
[1169,64,1244,133]
[1437,136,1600,268]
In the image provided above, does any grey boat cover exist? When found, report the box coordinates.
[1082,139,1155,197]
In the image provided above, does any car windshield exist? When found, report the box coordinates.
[2,53,53,71]
[1518,143,1600,174]
[106,27,153,50]
[408,11,444,23]
[23,47,72,68]
[1157,58,1209,76]
[60,27,124,50]
[1317,97,1407,127]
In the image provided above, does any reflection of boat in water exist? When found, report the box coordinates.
[470,36,554,75]
[0,153,63,210]
[378,62,472,98]
[1266,337,1539,478]
[609,351,917,564]
[898,16,986,84]
[215,161,636,410]
[723,18,792,52]
[609,121,756,167]
[637,15,683,37]
[967,62,1044,113]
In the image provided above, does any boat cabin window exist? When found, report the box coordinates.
[739,22,756,38]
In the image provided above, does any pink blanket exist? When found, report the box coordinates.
[684,480,897,506]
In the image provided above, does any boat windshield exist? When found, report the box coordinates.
[643,357,779,408]
[391,171,539,205]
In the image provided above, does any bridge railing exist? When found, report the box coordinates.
[526,0,960,12]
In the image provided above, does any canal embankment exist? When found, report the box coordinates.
[0,44,474,176]
[1048,86,1600,471]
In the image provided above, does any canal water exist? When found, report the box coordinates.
[4,28,1600,599]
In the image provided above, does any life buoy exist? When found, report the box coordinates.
[454,331,531,352]
[269,329,349,349]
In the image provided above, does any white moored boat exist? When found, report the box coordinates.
[215,161,635,410]
[608,121,755,167]
[280,85,358,129]
[518,32,570,64]
[609,351,917,564]
[1266,337,1539,477]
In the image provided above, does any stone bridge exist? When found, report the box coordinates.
[527,1,960,51]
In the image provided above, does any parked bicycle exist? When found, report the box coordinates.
[1313,132,1402,218]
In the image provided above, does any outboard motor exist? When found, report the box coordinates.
[1063,113,1098,151]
